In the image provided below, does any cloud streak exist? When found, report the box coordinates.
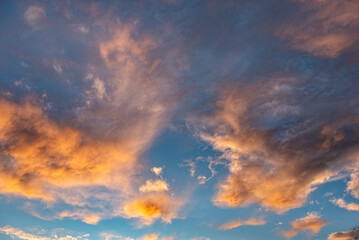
[219,217,266,230]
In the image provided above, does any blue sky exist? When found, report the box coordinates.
[0,0,359,239]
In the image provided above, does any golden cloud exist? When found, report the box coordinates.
[123,193,181,225]
[0,98,137,200]
[139,233,159,240]
[281,213,327,239]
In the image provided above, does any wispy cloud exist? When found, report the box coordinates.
[219,217,266,230]
[277,0,359,58]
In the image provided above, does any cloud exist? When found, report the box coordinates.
[123,193,181,226]
[151,167,163,176]
[181,159,196,177]
[0,225,89,240]
[24,6,46,29]
[0,98,137,200]
[219,217,266,230]
[91,78,106,100]
[53,62,62,74]
[277,0,359,58]
[347,173,359,199]
[161,234,178,240]
[328,227,359,240]
[0,6,184,223]
[139,180,169,193]
[99,232,134,240]
[281,213,327,239]
[139,234,159,240]
[190,76,359,213]
[331,198,359,211]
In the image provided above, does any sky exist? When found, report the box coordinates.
[0,0,359,239]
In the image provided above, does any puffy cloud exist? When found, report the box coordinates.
[24,6,46,29]
[0,225,89,240]
[281,213,327,239]
[219,217,266,230]
[328,227,359,240]
[277,0,359,58]
[139,180,169,193]
[191,77,359,213]
[123,193,181,226]
[331,198,359,211]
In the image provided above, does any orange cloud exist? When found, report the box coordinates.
[328,227,359,240]
[277,0,359,58]
[190,78,359,213]
[219,217,266,230]
[0,98,137,200]
[123,193,181,225]
[281,213,327,239]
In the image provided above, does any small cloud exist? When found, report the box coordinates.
[92,78,106,99]
[72,24,90,34]
[151,167,163,176]
[197,175,207,184]
[281,212,327,239]
[331,198,359,211]
[347,173,359,199]
[139,180,169,193]
[324,192,334,197]
[123,193,181,226]
[219,217,266,230]
[140,233,159,240]
[100,232,134,240]
[53,62,62,74]
[20,60,29,68]
[24,6,46,29]
[180,159,196,177]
